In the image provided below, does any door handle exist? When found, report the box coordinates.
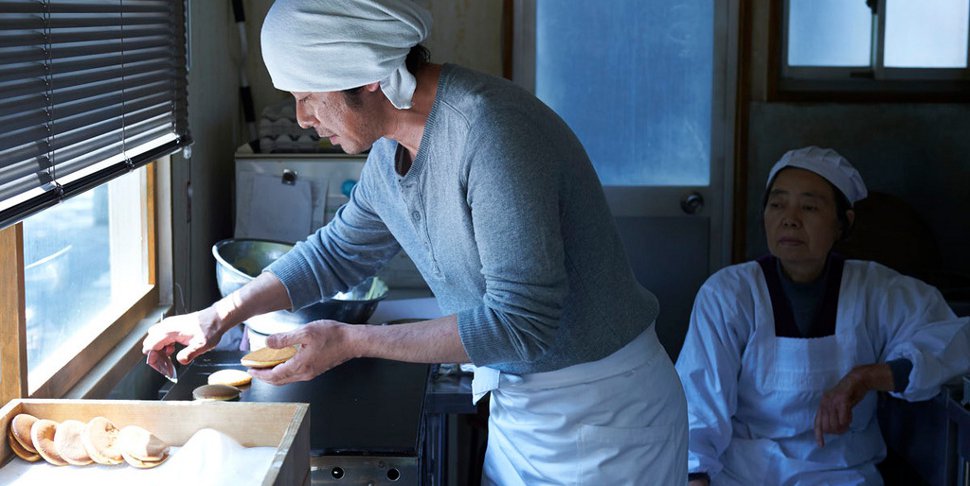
[681,191,704,215]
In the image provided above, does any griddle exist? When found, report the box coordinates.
[162,351,430,457]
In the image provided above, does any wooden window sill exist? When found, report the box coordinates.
[62,304,172,400]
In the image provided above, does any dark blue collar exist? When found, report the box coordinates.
[756,253,845,338]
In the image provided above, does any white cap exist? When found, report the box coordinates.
[766,146,868,204]
[261,0,432,110]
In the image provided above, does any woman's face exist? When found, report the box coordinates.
[763,168,847,279]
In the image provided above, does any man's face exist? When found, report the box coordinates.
[763,167,844,273]
[291,89,379,154]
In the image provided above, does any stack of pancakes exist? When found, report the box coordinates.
[6,414,170,468]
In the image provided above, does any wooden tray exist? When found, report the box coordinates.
[0,399,309,486]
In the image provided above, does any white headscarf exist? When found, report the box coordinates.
[261,0,432,110]
[767,146,868,205]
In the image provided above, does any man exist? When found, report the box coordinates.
[143,1,687,483]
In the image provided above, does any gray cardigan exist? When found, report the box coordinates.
[268,64,659,374]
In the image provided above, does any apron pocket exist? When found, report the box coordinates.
[578,423,681,486]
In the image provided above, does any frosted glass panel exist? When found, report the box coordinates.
[534,0,712,186]
[885,0,969,68]
[787,0,871,66]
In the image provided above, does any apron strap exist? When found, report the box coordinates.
[472,366,501,404]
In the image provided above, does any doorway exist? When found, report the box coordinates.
[513,0,739,359]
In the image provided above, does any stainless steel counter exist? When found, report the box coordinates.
[162,351,430,485]
[159,353,477,486]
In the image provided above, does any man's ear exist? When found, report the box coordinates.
[364,82,381,93]
[843,208,856,236]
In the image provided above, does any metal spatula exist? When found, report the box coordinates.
[147,348,178,383]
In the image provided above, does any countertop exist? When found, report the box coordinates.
[162,351,431,457]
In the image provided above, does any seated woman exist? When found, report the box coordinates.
[677,146,970,486]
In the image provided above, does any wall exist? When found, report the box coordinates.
[741,1,970,290]
[171,1,243,312]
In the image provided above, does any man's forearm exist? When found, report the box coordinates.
[214,272,292,331]
[348,314,471,364]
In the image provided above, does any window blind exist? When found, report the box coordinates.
[0,0,191,229]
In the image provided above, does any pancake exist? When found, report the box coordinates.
[53,419,93,466]
[193,384,241,401]
[30,419,68,466]
[120,448,168,469]
[118,425,169,462]
[10,413,38,453]
[241,345,297,369]
[82,416,124,465]
[207,368,253,387]
[8,430,40,462]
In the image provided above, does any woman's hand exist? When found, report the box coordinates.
[814,363,893,447]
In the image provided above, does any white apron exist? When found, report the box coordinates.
[474,326,687,486]
[678,258,970,485]
[716,331,884,486]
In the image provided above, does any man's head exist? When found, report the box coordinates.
[261,0,432,110]
[291,42,431,155]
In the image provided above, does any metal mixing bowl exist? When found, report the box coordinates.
[212,238,389,335]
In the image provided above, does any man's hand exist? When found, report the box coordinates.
[247,320,358,385]
[247,314,470,385]
[141,306,227,365]
[814,363,894,447]
[142,272,293,367]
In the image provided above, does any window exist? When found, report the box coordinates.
[1,162,160,401]
[776,0,970,96]
[531,0,714,186]
[0,0,189,404]
[23,166,153,395]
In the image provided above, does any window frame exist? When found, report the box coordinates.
[0,161,166,404]
[769,0,970,101]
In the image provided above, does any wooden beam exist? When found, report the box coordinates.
[501,0,513,80]
[147,161,158,286]
[0,224,27,406]
[732,0,754,263]
[65,304,169,399]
